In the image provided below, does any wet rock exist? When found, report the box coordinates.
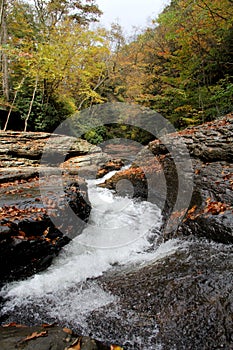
[79,336,98,350]
[172,160,233,244]
[100,114,233,244]
[98,166,148,199]
[94,240,233,350]
[0,225,71,284]
[96,159,125,178]
[0,225,11,236]
[179,211,233,244]
[0,177,91,285]
[0,325,111,350]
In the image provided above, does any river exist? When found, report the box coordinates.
[0,170,232,349]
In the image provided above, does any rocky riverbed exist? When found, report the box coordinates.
[0,115,233,349]
[0,131,128,349]
[0,131,120,286]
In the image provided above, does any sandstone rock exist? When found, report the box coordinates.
[96,159,125,178]
[148,113,233,162]
[0,131,101,167]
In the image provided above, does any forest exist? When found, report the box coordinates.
[0,0,233,139]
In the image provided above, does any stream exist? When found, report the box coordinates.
[0,171,233,349]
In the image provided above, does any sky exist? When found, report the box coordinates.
[95,0,170,34]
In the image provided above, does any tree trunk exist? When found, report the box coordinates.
[24,77,38,132]
[3,77,25,131]
[0,0,9,102]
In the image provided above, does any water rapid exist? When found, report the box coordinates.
[0,170,183,347]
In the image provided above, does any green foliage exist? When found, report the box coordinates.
[210,76,233,115]
[0,0,107,131]
[14,87,76,132]
[82,124,154,145]
[33,95,77,132]
[84,126,107,144]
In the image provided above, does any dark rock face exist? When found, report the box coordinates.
[0,176,91,285]
[0,235,70,285]
[176,160,233,244]
[96,240,233,350]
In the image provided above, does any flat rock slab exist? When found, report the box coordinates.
[0,167,40,184]
[0,131,101,167]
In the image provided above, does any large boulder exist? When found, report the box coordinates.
[99,114,233,243]
[148,113,233,162]
[0,175,91,285]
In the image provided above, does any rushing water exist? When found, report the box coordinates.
[0,171,185,348]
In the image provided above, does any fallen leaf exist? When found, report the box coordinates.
[14,236,25,240]
[63,327,73,334]
[42,323,55,328]
[3,322,26,328]
[66,337,81,349]
[20,330,48,343]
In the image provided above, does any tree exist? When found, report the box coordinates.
[1,0,106,131]
[0,0,9,102]
[33,0,102,31]
[107,0,233,127]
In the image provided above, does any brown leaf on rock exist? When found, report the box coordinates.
[223,173,233,180]
[203,200,231,215]
[43,228,49,236]
[3,322,27,328]
[42,323,56,328]
[20,330,48,343]
[185,205,198,220]
[63,327,73,334]
[18,230,26,237]
[66,337,81,349]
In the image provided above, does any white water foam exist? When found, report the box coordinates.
[0,171,182,329]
